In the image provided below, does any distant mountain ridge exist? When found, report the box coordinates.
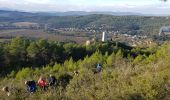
[36,11,143,16]
[0,10,143,17]
[0,10,37,17]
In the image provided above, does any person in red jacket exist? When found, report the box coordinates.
[37,77,48,91]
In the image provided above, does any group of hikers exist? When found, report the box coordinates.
[25,74,57,93]
[1,74,57,96]
[1,64,102,96]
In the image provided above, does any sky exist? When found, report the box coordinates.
[0,0,170,14]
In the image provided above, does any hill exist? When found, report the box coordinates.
[0,10,170,36]
[0,37,170,99]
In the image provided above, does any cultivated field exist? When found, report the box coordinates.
[12,22,39,27]
[0,29,89,44]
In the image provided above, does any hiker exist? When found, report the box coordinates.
[74,71,79,76]
[96,64,102,72]
[37,77,48,91]
[94,64,102,74]
[48,74,57,87]
[25,80,36,93]
[2,86,11,96]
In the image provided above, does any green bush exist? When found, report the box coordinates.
[15,68,33,80]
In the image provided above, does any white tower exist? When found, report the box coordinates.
[44,24,49,31]
[102,31,107,42]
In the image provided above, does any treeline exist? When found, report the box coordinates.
[0,37,135,76]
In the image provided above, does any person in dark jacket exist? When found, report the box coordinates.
[48,74,57,86]
[25,80,36,93]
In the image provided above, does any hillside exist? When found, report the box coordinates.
[0,10,170,36]
[1,37,170,99]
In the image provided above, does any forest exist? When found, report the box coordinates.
[1,37,170,99]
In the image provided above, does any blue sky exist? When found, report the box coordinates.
[0,0,170,14]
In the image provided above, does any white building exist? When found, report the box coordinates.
[85,40,91,46]
[102,31,107,42]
